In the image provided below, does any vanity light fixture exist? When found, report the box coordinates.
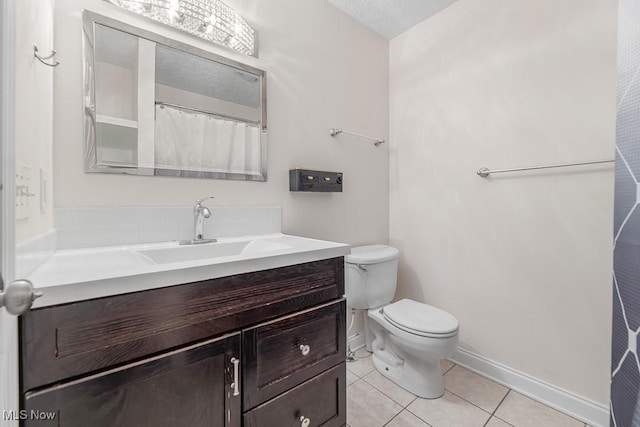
[104,0,257,56]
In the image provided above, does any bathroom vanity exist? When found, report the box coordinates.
[18,235,349,427]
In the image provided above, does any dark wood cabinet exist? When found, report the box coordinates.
[21,257,344,391]
[20,258,346,427]
[243,300,346,410]
[23,334,241,427]
[243,364,346,427]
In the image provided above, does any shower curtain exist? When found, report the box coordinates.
[611,0,640,425]
[154,104,261,175]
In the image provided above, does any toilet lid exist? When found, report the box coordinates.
[345,245,399,264]
[383,299,459,336]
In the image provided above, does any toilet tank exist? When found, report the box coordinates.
[345,245,400,309]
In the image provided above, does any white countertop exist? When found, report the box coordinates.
[28,233,350,308]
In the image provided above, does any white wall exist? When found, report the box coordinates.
[15,0,55,244]
[53,0,389,246]
[389,0,616,406]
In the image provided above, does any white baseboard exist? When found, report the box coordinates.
[450,348,609,427]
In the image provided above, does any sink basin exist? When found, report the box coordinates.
[136,241,249,264]
[134,238,294,264]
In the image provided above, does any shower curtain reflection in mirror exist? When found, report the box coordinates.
[154,105,261,176]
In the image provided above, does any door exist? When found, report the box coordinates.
[0,0,19,424]
[24,334,242,427]
[1,0,54,423]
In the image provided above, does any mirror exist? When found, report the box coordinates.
[82,11,267,181]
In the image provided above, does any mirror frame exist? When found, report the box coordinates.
[82,10,268,181]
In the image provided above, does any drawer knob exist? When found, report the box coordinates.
[299,415,311,427]
[299,344,311,356]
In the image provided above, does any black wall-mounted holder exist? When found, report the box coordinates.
[289,169,343,192]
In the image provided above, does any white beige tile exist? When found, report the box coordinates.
[347,380,403,427]
[486,416,513,427]
[443,365,509,412]
[363,370,416,407]
[347,369,359,386]
[347,353,375,378]
[385,410,430,427]
[494,392,583,427]
[407,391,491,427]
[441,359,455,374]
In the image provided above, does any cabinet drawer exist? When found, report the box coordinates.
[21,257,344,391]
[243,363,346,427]
[23,333,241,427]
[243,300,346,409]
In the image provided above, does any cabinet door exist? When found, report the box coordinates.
[23,334,241,427]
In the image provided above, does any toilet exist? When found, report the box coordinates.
[345,245,459,398]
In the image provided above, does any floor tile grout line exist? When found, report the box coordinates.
[450,366,586,425]
[404,395,417,409]
[482,389,514,427]
[404,405,436,427]
[350,359,584,427]
[354,359,505,425]
[360,371,417,408]
[497,389,588,425]
[491,389,511,417]
[359,365,456,409]
[382,409,434,427]
[382,412,401,427]
[444,388,498,418]
[346,366,360,379]
[442,361,456,375]
[442,363,512,419]
[347,377,361,388]
[347,364,375,379]
[401,380,509,427]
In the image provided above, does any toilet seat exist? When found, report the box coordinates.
[382,299,458,338]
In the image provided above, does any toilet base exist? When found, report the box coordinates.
[371,351,445,399]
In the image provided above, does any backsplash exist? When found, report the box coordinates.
[55,206,282,249]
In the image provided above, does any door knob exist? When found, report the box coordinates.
[0,279,42,316]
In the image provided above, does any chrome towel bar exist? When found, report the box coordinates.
[477,159,615,178]
[330,128,385,147]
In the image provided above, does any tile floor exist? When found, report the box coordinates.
[346,349,592,427]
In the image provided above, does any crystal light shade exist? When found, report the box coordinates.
[105,0,257,56]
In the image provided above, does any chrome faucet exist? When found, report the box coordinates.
[180,196,217,245]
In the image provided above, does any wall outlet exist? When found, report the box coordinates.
[16,163,32,221]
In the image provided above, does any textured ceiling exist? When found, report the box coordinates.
[155,45,260,108]
[94,24,260,108]
[327,0,458,39]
